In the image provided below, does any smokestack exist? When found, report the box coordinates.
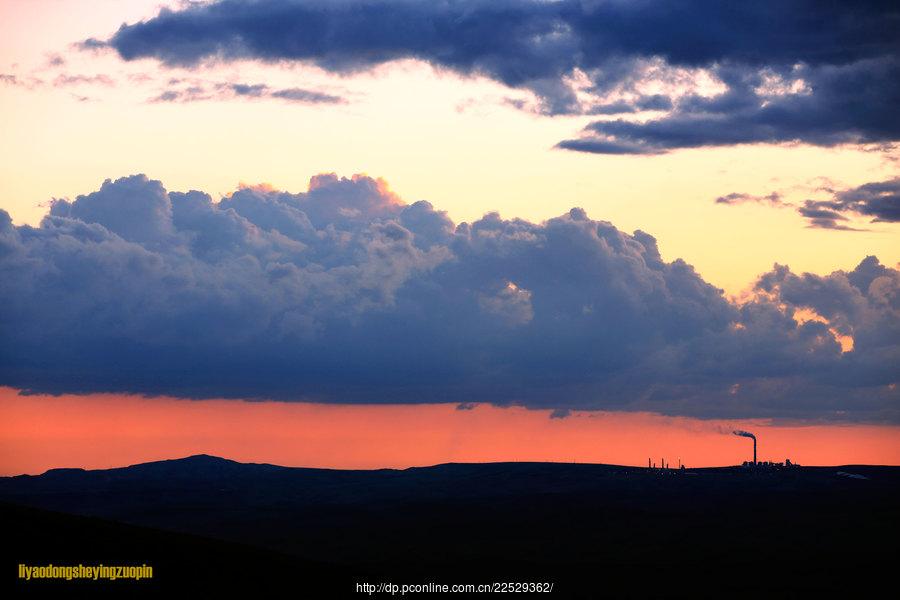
[733,430,757,464]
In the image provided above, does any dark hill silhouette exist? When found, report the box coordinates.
[3,456,898,597]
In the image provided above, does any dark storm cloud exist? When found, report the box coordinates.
[830,179,900,223]
[715,178,900,231]
[797,179,900,229]
[1,175,897,421]
[559,58,900,154]
[95,0,900,152]
[589,95,674,116]
[797,201,861,231]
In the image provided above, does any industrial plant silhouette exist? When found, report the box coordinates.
[647,430,798,473]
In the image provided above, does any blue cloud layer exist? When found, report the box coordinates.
[804,179,900,228]
[1,174,897,420]
[93,0,900,153]
[715,178,900,231]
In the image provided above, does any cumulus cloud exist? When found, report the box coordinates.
[755,257,900,380]
[92,0,900,152]
[1,174,897,421]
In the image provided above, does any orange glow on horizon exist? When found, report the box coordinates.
[1,387,898,476]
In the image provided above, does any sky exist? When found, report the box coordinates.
[1,0,898,472]
[3,387,899,475]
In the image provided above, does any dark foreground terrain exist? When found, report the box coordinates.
[2,455,898,597]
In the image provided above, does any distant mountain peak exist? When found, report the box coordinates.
[41,467,87,476]
[172,454,236,464]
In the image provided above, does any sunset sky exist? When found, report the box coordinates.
[1,0,898,473]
